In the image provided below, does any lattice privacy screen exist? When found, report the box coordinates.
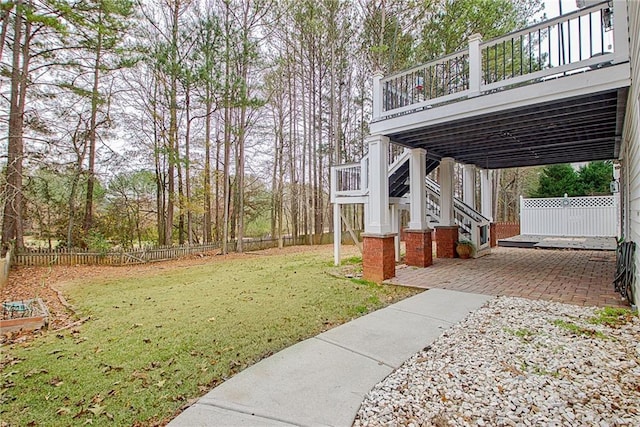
[523,196,615,209]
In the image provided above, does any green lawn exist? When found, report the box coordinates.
[1,248,418,426]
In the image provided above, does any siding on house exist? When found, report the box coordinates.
[622,0,640,307]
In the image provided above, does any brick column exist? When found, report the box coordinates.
[405,229,433,267]
[435,226,459,258]
[362,233,396,283]
[490,223,497,247]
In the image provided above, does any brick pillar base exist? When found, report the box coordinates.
[490,223,497,247]
[405,229,433,267]
[435,226,459,258]
[362,233,396,283]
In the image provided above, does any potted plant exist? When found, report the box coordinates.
[455,239,475,259]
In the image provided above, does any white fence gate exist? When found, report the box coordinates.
[520,195,618,237]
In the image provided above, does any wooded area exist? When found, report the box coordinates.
[0,0,544,254]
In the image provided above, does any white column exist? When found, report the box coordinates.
[333,203,341,266]
[390,204,401,262]
[468,33,482,97]
[463,164,476,208]
[480,169,494,222]
[440,157,455,226]
[408,148,428,230]
[365,134,391,234]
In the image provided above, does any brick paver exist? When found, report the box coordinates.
[386,247,628,308]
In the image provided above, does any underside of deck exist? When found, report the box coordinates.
[371,62,630,169]
[386,87,628,169]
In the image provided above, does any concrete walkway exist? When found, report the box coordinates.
[169,289,492,426]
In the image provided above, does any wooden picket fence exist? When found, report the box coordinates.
[0,249,11,287]
[13,236,301,267]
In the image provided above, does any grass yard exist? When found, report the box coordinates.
[1,247,419,426]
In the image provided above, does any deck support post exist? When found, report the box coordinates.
[463,164,476,208]
[365,134,391,235]
[435,157,458,258]
[408,148,428,230]
[435,225,459,258]
[481,169,495,247]
[440,157,456,227]
[363,134,396,282]
[390,203,401,262]
[405,229,433,267]
[480,169,494,222]
[406,148,432,267]
[333,203,341,266]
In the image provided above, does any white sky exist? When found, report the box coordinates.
[543,0,579,18]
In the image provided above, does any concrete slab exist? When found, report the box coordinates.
[390,288,493,323]
[170,403,296,426]
[317,306,452,369]
[195,337,393,426]
[498,235,616,251]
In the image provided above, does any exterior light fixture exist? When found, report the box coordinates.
[610,180,620,193]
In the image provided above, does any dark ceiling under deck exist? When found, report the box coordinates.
[388,88,629,169]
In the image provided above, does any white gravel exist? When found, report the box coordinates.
[354,297,640,427]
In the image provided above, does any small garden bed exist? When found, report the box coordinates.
[1,298,49,334]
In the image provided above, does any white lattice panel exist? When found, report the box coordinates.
[520,195,617,237]
[568,196,615,208]
[523,198,564,208]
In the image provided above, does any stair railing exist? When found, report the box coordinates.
[330,154,369,202]
[331,144,409,202]
[388,147,411,176]
[425,177,491,252]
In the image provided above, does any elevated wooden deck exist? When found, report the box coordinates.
[370,1,630,169]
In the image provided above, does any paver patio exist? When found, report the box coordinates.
[386,247,629,308]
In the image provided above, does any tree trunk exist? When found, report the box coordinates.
[2,0,28,253]
[185,86,192,245]
[236,59,248,253]
[67,120,88,249]
[221,1,232,254]
[0,3,12,63]
[177,140,185,245]
[152,74,166,245]
[83,8,103,233]
[165,0,181,246]
[203,98,213,243]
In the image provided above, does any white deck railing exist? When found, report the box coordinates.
[331,144,410,201]
[374,0,628,120]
